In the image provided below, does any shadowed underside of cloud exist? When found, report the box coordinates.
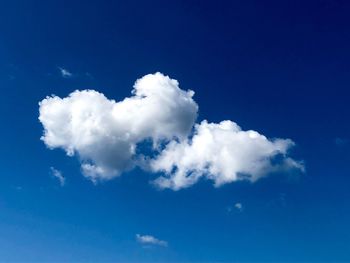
[39,72,303,190]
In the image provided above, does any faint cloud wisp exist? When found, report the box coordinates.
[335,137,349,146]
[227,202,243,213]
[50,167,65,186]
[136,234,168,247]
[58,67,73,78]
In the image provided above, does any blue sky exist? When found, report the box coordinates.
[0,0,350,262]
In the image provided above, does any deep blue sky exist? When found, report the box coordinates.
[0,0,350,262]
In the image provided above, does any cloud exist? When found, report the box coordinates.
[151,120,303,190]
[335,137,349,146]
[58,67,73,78]
[136,234,168,247]
[50,167,65,186]
[227,202,243,213]
[39,73,198,182]
[234,202,243,211]
[39,72,303,189]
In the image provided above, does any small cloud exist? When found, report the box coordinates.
[85,72,94,79]
[335,137,349,146]
[50,167,65,186]
[227,202,243,213]
[58,67,73,78]
[234,202,243,211]
[136,234,168,247]
[279,193,287,207]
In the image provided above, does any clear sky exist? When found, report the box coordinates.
[0,0,349,262]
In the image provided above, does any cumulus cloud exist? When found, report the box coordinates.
[39,73,198,182]
[39,72,303,189]
[50,167,65,186]
[151,120,303,190]
[136,234,168,247]
[58,67,73,78]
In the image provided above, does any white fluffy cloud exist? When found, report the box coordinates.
[151,120,303,190]
[39,72,303,189]
[39,73,198,182]
[136,234,168,247]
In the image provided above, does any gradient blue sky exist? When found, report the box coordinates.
[0,0,350,262]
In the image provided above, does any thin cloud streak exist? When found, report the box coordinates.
[58,67,73,78]
[136,234,168,247]
[50,167,65,186]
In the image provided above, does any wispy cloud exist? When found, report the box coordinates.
[234,202,243,211]
[227,202,243,213]
[85,72,94,79]
[136,234,168,247]
[50,167,65,186]
[335,137,349,146]
[58,67,73,78]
